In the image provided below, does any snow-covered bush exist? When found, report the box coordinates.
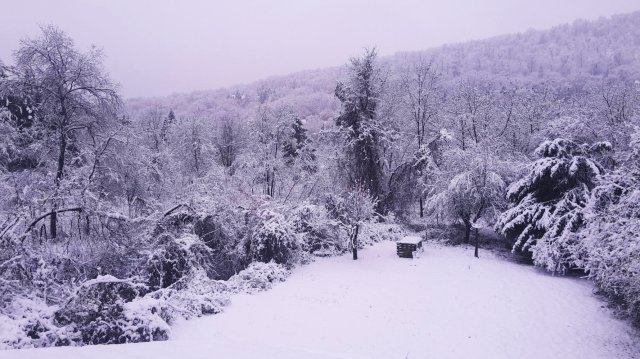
[291,203,346,256]
[52,275,160,345]
[324,189,377,226]
[141,269,230,323]
[579,175,640,325]
[145,233,218,291]
[575,130,640,325]
[358,219,405,247]
[496,138,609,272]
[244,209,300,265]
[191,206,249,280]
[0,239,86,309]
[0,298,73,349]
[0,270,232,349]
[227,261,289,294]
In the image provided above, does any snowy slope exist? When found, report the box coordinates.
[4,241,639,359]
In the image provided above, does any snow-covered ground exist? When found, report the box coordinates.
[4,241,639,359]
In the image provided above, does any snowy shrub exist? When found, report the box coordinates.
[52,275,161,345]
[0,240,83,308]
[358,220,405,247]
[146,269,230,321]
[0,298,75,349]
[244,209,300,265]
[575,133,640,326]
[496,138,609,273]
[145,233,218,291]
[191,209,247,280]
[291,203,346,256]
[425,225,466,244]
[324,189,377,226]
[118,296,171,343]
[227,261,289,294]
[579,177,640,325]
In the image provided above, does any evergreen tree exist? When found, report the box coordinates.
[160,109,176,142]
[283,115,307,163]
[495,138,610,272]
[335,48,385,211]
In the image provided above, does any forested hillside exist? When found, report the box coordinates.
[1,11,639,349]
[128,11,640,131]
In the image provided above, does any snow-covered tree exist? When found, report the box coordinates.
[1,25,121,239]
[576,127,640,325]
[496,138,610,272]
[214,116,242,169]
[324,189,377,260]
[335,48,386,210]
[427,148,505,256]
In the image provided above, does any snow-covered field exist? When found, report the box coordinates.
[4,241,639,359]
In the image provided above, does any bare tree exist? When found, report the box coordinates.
[400,58,442,216]
[5,25,121,238]
[214,116,244,172]
[401,58,442,150]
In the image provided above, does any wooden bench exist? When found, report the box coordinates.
[397,236,424,258]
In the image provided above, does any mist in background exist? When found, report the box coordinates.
[2,0,638,97]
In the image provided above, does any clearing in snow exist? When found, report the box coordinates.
[4,241,639,359]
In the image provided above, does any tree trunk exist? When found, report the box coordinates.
[463,220,471,244]
[419,197,424,218]
[474,227,479,258]
[352,224,359,260]
[49,210,57,239]
[51,130,67,239]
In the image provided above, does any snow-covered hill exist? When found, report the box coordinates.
[126,11,640,131]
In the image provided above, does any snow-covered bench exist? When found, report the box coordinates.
[397,236,424,258]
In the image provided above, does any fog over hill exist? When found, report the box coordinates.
[127,11,640,131]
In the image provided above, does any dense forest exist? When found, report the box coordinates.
[1,11,639,348]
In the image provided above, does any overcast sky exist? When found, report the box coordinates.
[1,0,639,98]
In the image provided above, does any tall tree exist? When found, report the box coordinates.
[283,115,308,163]
[215,116,240,169]
[335,48,386,211]
[3,25,120,238]
[399,58,442,216]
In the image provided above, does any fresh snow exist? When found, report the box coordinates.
[398,235,422,244]
[3,241,639,359]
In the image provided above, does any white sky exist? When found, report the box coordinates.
[1,0,639,98]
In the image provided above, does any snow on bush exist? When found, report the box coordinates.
[52,275,158,346]
[227,261,290,294]
[145,233,218,291]
[145,269,230,321]
[291,203,346,256]
[324,190,376,226]
[0,230,235,349]
[574,131,640,325]
[244,209,301,265]
[0,298,72,349]
[358,219,406,247]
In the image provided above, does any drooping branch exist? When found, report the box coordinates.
[163,204,196,217]
[26,207,83,233]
